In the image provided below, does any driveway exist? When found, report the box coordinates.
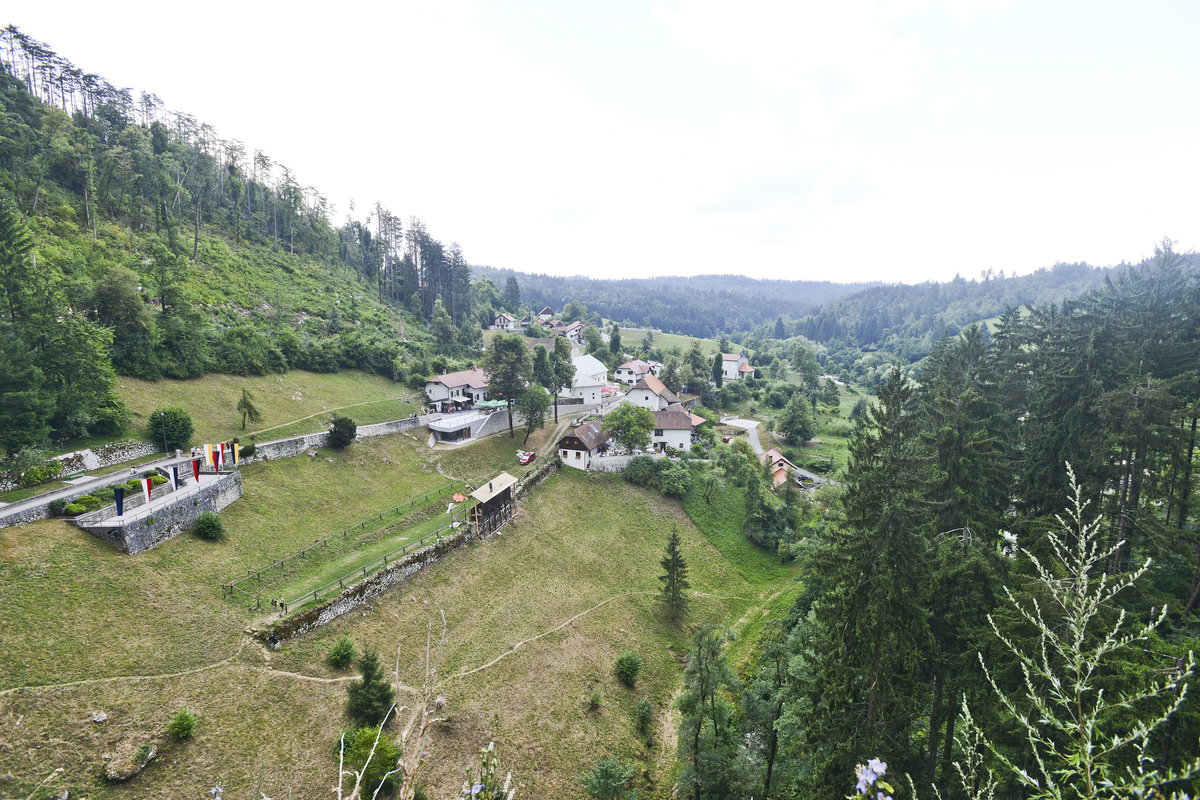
[722,417,764,455]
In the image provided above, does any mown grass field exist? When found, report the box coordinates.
[111,369,419,448]
[0,416,795,799]
[618,327,721,357]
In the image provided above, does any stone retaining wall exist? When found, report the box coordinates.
[75,471,243,554]
[259,518,505,641]
[245,416,427,463]
[0,441,159,492]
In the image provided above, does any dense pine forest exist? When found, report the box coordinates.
[668,245,1200,797]
[3,25,1200,800]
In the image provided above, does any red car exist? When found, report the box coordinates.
[517,450,536,465]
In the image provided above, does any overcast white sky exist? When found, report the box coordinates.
[10,1,1199,283]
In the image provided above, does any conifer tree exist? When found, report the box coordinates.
[660,527,690,620]
[346,647,396,727]
[780,367,934,795]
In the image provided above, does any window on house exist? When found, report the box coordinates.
[561,450,568,457]
[575,451,581,459]
[654,429,663,436]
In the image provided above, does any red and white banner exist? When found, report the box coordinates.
[141,476,153,505]
[192,458,201,483]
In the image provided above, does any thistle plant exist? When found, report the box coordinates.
[956,464,1199,799]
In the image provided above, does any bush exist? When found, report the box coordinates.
[239,442,256,459]
[658,464,692,497]
[49,499,67,515]
[328,414,357,449]
[147,407,194,451]
[327,637,356,669]
[636,699,653,733]
[167,708,198,740]
[149,474,167,486]
[588,689,604,711]
[63,503,85,516]
[615,650,642,686]
[192,511,224,540]
[581,756,638,800]
[623,456,662,489]
[19,460,63,487]
[340,725,402,797]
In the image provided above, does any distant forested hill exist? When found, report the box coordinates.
[474,266,875,338]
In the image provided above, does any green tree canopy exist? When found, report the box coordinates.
[603,402,655,452]
[481,333,532,437]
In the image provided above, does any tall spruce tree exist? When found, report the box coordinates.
[660,526,690,620]
[779,367,934,797]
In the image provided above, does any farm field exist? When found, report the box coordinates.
[0,418,795,799]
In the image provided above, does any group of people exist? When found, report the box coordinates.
[270,597,287,614]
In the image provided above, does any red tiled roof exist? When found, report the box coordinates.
[631,375,678,402]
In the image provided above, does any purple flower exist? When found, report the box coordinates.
[855,764,877,793]
[471,784,483,796]
[868,758,887,777]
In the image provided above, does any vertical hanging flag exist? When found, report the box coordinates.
[232,442,239,465]
[114,486,125,517]
[213,447,222,472]
[141,476,153,504]
[170,466,180,491]
[192,458,201,483]
[205,443,213,467]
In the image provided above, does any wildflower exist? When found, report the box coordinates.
[855,763,877,793]
[471,783,483,795]
[867,758,887,778]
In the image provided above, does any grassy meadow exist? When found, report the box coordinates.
[0,407,796,799]
[111,369,420,448]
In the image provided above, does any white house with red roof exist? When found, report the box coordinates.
[626,375,679,412]
[721,351,753,381]
[424,368,489,412]
[614,359,659,386]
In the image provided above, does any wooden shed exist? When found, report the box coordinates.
[470,472,518,534]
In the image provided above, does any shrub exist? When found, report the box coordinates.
[658,464,692,497]
[580,756,637,800]
[615,651,643,686]
[239,442,256,459]
[49,499,67,515]
[147,407,194,451]
[328,414,357,449]
[192,511,224,540]
[63,503,85,515]
[19,460,63,487]
[327,637,356,669]
[149,474,167,486]
[588,689,604,711]
[167,708,198,740]
[623,456,662,489]
[636,699,653,733]
[340,725,402,797]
